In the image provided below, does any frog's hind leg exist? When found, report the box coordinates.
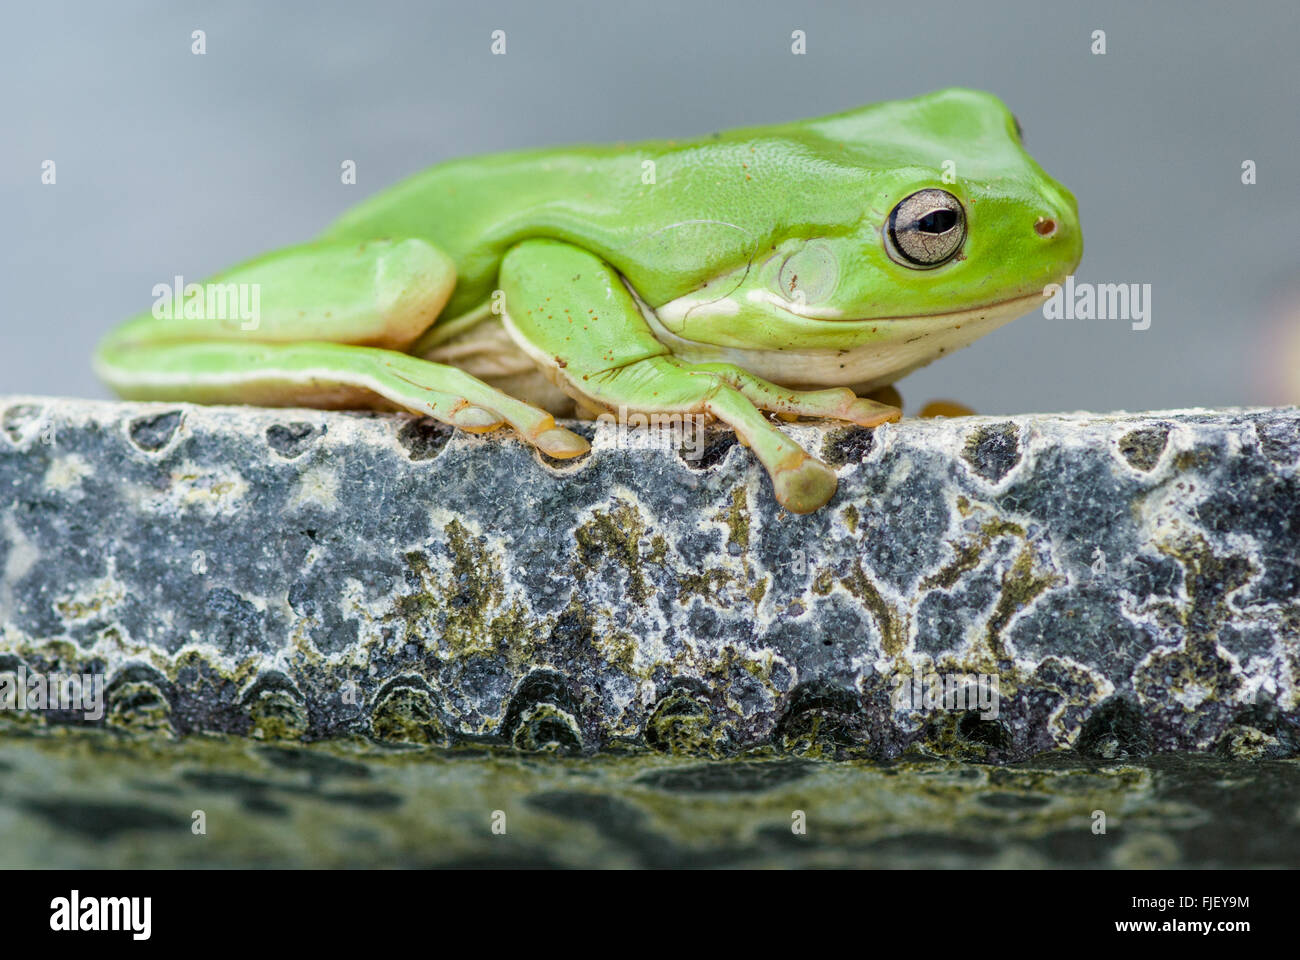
[94,237,589,458]
[98,237,458,353]
[96,340,589,458]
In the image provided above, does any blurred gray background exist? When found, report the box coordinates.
[3,0,1298,413]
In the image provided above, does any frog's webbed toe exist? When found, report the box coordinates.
[772,454,839,515]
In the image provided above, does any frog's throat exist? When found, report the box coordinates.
[643,289,1049,393]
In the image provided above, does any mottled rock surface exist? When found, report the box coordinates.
[1,396,1298,762]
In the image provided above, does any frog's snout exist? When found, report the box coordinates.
[1031,190,1084,275]
[1036,181,1081,240]
[1032,195,1072,242]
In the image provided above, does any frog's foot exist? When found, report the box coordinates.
[586,357,838,513]
[769,449,840,515]
[917,399,978,418]
[687,368,838,513]
[864,384,904,413]
[378,354,588,457]
[683,362,902,428]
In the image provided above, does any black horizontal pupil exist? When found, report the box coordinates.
[916,209,957,234]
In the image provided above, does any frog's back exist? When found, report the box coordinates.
[321,90,1015,316]
[320,119,878,316]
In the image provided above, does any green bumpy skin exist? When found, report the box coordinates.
[95,88,1082,513]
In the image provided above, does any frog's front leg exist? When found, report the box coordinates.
[498,239,900,513]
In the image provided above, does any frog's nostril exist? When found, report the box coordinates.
[1034,217,1057,237]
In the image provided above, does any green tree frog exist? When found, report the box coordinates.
[95,88,1081,513]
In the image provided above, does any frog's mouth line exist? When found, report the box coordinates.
[648,286,1056,392]
[656,284,1056,330]
[765,288,1052,325]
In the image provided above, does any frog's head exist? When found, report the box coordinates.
[652,88,1083,391]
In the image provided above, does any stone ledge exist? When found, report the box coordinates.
[1,396,1297,761]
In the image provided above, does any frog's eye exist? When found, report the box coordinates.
[885,189,966,269]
